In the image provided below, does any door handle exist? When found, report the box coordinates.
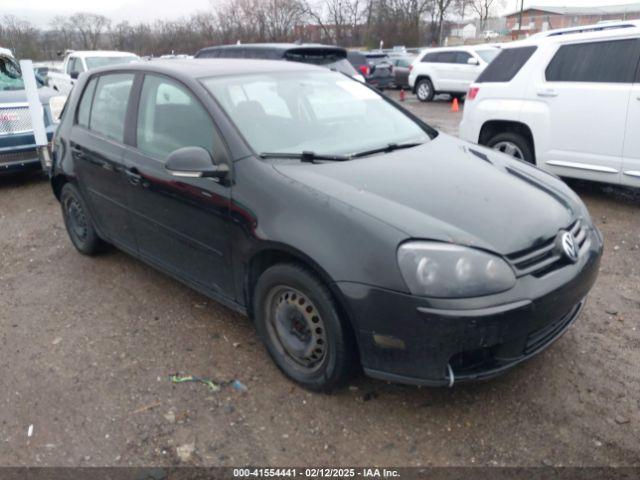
[125,168,142,186]
[537,90,558,98]
[71,145,85,159]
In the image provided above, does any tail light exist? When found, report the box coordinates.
[359,65,370,77]
[467,86,480,100]
[408,64,413,72]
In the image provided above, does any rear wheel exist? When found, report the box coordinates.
[487,132,534,164]
[60,183,107,255]
[253,263,357,392]
[415,78,434,102]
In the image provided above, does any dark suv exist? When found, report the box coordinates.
[51,59,602,391]
[195,43,363,82]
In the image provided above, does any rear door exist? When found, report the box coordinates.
[69,72,138,249]
[537,38,639,183]
[621,54,640,187]
[123,73,234,297]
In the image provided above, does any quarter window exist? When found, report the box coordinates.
[476,46,537,83]
[136,75,215,160]
[76,77,97,128]
[89,73,134,142]
[545,39,639,83]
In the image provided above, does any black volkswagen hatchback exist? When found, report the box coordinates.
[51,59,603,391]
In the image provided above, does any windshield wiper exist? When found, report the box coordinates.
[260,151,350,163]
[351,142,424,159]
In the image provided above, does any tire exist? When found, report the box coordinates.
[487,132,535,165]
[415,78,434,102]
[253,263,357,392]
[60,183,107,255]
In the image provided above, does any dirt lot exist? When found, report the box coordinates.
[1,94,639,467]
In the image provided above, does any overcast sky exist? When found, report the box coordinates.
[4,0,639,27]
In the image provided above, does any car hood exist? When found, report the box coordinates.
[272,134,581,255]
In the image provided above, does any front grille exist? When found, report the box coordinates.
[507,220,589,278]
[0,105,32,135]
[0,149,38,165]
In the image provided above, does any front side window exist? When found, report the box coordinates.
[455,52,472,64]
[545,39,639,83]
[136,75,215,159]
[203,71,431,156]
[89,73,134,142]
[475,49,499,64]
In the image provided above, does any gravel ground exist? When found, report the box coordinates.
[1,93,638,467]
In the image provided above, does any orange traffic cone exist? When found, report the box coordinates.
[399,88,405,102]
[451,97,459,112]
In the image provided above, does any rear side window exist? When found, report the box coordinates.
[136,75,215,159]
[89,73,135,142]
[476,46,537,83]
[76,77,97,128]
[422,52,439,63]
[545,39,639,83]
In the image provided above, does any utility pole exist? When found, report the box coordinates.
[517,0,525,38]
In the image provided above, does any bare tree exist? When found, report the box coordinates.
[469,0,503,32]
[68,12,111,49]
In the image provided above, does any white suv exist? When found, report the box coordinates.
[460,21,640,188]
[408,46,500,102]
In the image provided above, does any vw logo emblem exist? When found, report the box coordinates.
[559,231,578,263]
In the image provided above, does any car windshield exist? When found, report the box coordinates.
[475,49,499,63]
[85,56,139,70]
[203,71,432,157]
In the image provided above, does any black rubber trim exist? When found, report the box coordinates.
[417,299,532,318]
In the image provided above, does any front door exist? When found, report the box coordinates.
[123,73,234,297]
[536,38,640,183]
[70,72,138,249]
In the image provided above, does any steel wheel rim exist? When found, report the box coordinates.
[265,286,327,372]
[418,82,430,99]
[493,141,524,160]
[65,197,88,241]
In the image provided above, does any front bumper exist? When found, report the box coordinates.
[337,227,603,386]
[0,130,54,175]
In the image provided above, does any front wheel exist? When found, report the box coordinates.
[253,263,357,392]
[415,78,434,102]
[487,132,535,164]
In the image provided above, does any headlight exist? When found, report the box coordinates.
[397,241,516,298]
[48,95,67,123]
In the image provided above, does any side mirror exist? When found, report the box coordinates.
[69,71,80,80]
[467,58,480,66]
[165,146,229,179]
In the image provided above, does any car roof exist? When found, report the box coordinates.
[530,19,640,38]
[197,43,345,54]
[70,50,139,57]
[88,58,325,79]
[507,21,640,48]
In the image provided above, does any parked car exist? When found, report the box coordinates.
[51,59,602,391]
[47,50,139,94]
[0,52,65,175]
[460,22,640,188]
[346,50,370,78]
[363,52,395,89]
[195,44,364,82]
[388,55,415,89]
[409,45,500,101]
